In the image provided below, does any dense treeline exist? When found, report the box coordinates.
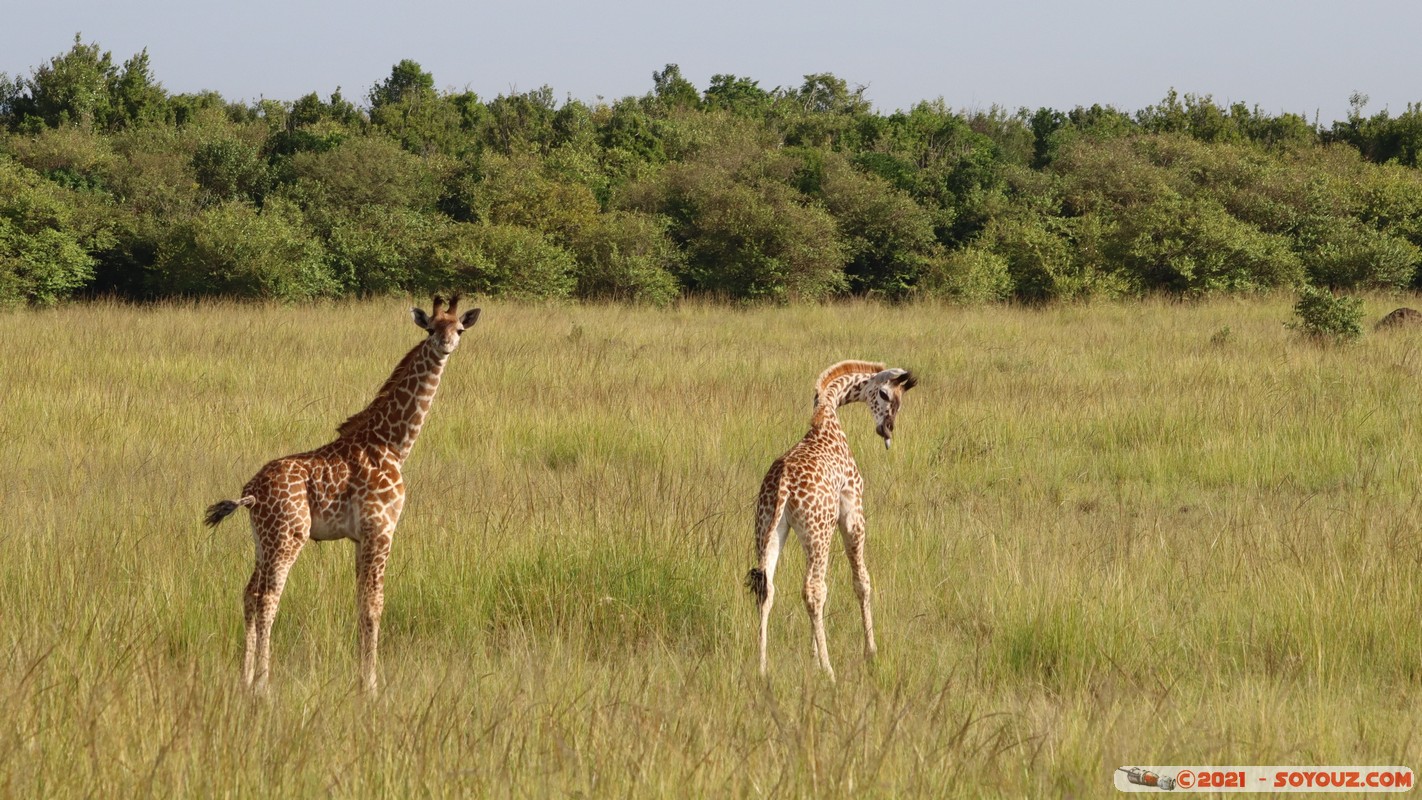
[2,36,1422,306]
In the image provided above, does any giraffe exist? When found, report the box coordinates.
[745,359,917,680]
[204,295,481,693]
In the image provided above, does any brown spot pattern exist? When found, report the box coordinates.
[749,359,917,680]
[208,295,480,693]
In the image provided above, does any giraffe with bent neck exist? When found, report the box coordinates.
[746,360,917,680]
[205,295,480,693]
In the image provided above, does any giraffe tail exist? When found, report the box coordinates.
[745,568,768,605]
[745,486,786,605]
[204,496,255,527]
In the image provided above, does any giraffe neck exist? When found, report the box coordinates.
[337,338,448,462]
[810,373,874,431]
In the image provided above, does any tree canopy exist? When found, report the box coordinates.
[2,37,1421,306]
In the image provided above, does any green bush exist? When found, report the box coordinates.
[921,245,1013,302]
[1289,286,1364,343]
[190,136,269,205]
[153,199,336,299]
[4,126,117,193]
[627,158,848,301]
[1357,164,1422,247]
[429,222,576,299]
[1108,196,1304,293]
[818,155,939,296]
[322,205,448,295]
[0,156,103,305]
[464,152,600,241]
[568,210,681,304]
[1053,135,1177,215]
[0,223,96,305]
[688,181,847,300]
[982,215,1087,302]
[1299,216,1421,289]
[103,126,204,218]
[285,134,439,212]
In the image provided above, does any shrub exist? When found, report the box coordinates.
[286,134,439,212]
[921,245,1013,302]
[981,215,1086,302]
[1289,286,1364,343]
[1108,196,1304,293]
[104,126,204,218]
[0,156,102,305]
[322,205,448,295]
[191,136,269,205]
[463,152,600,241]
[4,125,116,193]
[817,155,938,296]
[428,222,576,299]
[682,179,846,300]
[0,223,96,305]
[1299,216,1421,289]
[153,198,336,299]
[1358,164,1422,247]
[621,150,849,301]
[568,210,681,304]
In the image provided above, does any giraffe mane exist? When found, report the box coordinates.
[814,360,886,400]
[336,341,425,438]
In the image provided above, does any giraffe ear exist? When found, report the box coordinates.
[411,307,433,331]
[459,308,481,329]
[891,370,918,391]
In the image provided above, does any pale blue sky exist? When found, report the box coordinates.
[4,0,1418,124]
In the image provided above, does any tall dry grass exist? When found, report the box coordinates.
[1,296,1420,797]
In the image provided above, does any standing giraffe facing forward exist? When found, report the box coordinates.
[746,360,917,680]
[205,295,480,693]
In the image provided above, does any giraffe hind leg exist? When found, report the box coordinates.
[241,568,259,687]
[244,515,306,693]
[753,512,790,677]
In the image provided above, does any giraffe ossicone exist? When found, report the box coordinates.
[205,295,480,694]
[747,359,918,680]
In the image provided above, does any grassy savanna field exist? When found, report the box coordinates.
[2,296,1421,797]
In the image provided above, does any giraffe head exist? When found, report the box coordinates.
[864,368,918,449]
[411,294,481,356]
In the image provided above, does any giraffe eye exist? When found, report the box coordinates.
[878,388,891,401]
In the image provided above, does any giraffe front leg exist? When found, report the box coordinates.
[757,585,774,677]
[356,528,393,694]
[242,569,260,688]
